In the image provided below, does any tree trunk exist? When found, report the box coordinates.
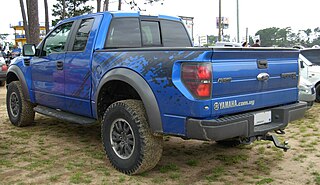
[103,0,109,11]
[73,0,76,16]
[44,0,49,34]
[19,0,30,43]
[97,0,101,12]
[26,0,40,45]
[62,0,66,19]
[118,0,121,10]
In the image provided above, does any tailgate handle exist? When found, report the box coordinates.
[257,73,270,81]
[257,59,268,69]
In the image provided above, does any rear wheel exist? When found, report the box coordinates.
[316,84,320,102]
[6,81,35,127]
[101,100,163,174]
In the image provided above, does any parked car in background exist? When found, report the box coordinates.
[299,52,320,102]
[214,41,242,47]
[0,57,7,86]
[299,77,316,108]
[300,48,320,66]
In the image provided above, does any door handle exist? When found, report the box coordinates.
[56,61,63,70]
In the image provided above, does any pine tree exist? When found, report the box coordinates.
[52,0,94,26]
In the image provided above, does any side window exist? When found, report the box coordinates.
[73,18,94,51]
[161,20,192,47]
[43,22,73,55]
[105,18,141,48]
[141,21,161,46]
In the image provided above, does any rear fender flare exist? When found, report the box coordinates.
[95,68,163,133]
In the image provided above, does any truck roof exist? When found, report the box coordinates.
[59,11,181,25]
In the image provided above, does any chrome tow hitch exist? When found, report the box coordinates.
[262,134,290,152]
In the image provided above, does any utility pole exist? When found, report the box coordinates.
[237,0,240,43]
[218,0,222,41]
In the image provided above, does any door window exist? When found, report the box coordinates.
[73,19,94,51]
[105,18,141,48]
[43,22,73,55]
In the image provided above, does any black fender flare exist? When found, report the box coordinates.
[95,68,163,133]
[6,65,30,101]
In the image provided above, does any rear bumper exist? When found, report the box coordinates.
[186,102,307,141]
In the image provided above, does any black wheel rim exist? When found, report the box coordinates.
[110,118,135,159]
[10,92,20,118]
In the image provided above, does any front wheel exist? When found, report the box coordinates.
[101,100,163,175]
[6,81,35,127]
[316,84,320,102]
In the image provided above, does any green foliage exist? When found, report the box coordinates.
[52,0,94,26]
[254,26,320,47]
[0,33,9,41]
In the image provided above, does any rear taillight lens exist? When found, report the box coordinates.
[181,63,212,99]
[1,64,7,72]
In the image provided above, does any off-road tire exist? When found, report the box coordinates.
[6,81,35,127]
[101,99,163,175]
[0,81,5,86]
[216,139,242,147]
[316,84,320,102]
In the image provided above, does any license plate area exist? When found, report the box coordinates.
[254,111,271,126]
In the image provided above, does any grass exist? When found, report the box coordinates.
[186,159,198,166]
[255,158,271,174]
[215,154,249,165]
[49,174,62,182]
[313,172,320,185]
[206,166,225,182]
[69,172,92,184]
[159,163,179,173]
[256,178,274,185]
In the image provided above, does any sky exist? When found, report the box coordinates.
[1,0,320,43]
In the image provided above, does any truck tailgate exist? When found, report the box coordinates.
[211,48,299,117]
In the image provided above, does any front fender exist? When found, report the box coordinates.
[95,68,163,133]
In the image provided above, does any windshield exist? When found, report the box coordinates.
[300,49,320,65]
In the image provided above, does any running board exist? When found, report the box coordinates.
[34,105,96,125]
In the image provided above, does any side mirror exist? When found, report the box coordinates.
[22,44,36,56]
[300,61,304,69]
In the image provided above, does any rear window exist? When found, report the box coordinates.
[141,21,161,46]
[161,20,192,47]
[105,18,141,48]
[301,49,320,65]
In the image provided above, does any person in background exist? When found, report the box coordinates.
[11,45,21,58]
[252,39,261,47]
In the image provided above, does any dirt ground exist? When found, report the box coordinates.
[0,85,319,185]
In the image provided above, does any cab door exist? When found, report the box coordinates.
[31,22,74,110]
[64,17,97,117]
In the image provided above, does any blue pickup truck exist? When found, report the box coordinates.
[6,11,307,174]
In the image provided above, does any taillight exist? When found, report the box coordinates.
[181,63,212,99]
[1,64,7,72]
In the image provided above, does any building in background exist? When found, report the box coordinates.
[10,21,46,48]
